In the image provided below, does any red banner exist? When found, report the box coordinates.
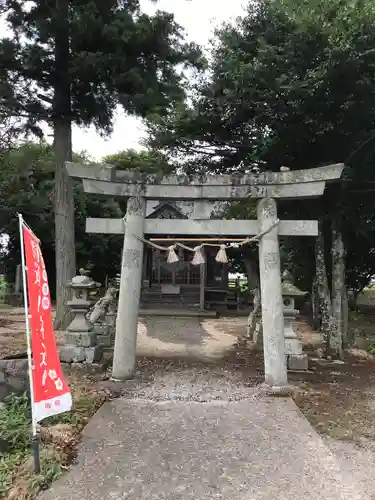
[22,221,72,422]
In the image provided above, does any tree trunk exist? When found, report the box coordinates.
[53,0,76,329]
[342,285,349,346]
[244,257,261,340]
[244,257,259,290]
[331,216,344,358]
[53,121,74,329]
[311,277,321,330]
[315,221,334,353]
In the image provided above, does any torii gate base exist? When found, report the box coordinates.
[67,162,344,391]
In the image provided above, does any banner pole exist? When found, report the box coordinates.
[18,213,41,474]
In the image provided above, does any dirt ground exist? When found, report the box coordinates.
[1,306,375,451]
[0,310,64,358]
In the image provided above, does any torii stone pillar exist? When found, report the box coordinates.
[112,196,146,380]
[257,198,287,388]
[66,161,345,388]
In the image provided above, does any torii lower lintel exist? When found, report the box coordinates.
[66,161,345,391]
[85,218,318,237]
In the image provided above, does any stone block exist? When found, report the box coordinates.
[7,375,27,393]
[59,346,73,363]
[288,354,309,371]
[106,313,117,327]
[84,346,103,364]
[2,359,28,378]
[64,332,98,348]
[67,315,93,333]
[0,360,8,371]
[64,332,81,346]
[284,338,303,355]
[78,332,97,347]
[97,334,113,347]
[93,324,110,335]
[72,347,86,363]
[59,346,86,363]
[0,371,5,383]
[0,382,11,402]
[2,360,16,376]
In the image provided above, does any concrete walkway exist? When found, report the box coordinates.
[136,316,237,360]
[39,397,370,500]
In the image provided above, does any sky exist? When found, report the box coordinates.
[73,0,247,159]
[1,0,247,160]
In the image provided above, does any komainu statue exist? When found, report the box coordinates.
[88,287,117,325]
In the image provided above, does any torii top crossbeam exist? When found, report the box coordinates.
[65,160,345,387]
[66,162,344,200]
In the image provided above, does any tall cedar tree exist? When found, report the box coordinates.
[0,0,203,327]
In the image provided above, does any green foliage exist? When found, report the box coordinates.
[0,453,23,497]
[0,389,106,497]
[0,143,172,295]
[0,0,204,134]
[0,392,76,497]
[103,148,173,174]
[29,460,64,492]
[151,0,375,172]
[0,393,31,496]
[0,142,180,294]
[149,0,375,291]
[0,393,31,453]
[0,0,204,327]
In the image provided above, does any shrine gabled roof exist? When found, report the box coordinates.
[146,200,192,218]
[146,201,188,219]
[145,200,226,219]
[151,201,180,212]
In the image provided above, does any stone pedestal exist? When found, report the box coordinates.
[282,271,308,371]
[60,271,103,364]
[94,324,114,348]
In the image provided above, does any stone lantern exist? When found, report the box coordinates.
[59,269,103,364]
[281,270,308,371]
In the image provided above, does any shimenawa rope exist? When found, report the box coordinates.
[122,218,280,265]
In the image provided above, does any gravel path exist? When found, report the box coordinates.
[110,367,263,403]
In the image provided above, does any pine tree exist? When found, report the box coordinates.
[0,0,203,327]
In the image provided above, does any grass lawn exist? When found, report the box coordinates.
[0,371,110,500]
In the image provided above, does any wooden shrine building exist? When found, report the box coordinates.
[140,200,229,311]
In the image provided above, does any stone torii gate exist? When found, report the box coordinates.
[66,162,344,390]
